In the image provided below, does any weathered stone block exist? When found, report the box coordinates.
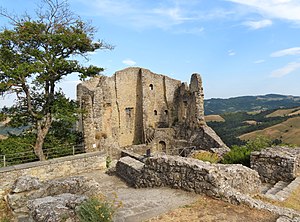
[116,156,144,186]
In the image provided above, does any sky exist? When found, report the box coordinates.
[1,0,300,107]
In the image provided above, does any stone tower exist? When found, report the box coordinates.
[77,67,226,154]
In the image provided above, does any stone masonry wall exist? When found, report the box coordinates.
[251,147,300,183]
[0,152,106,198]
[116,154,261,196]
[116,155,300,220]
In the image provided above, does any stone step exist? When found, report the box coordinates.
[263,177,300,201]
[265,181,289,196]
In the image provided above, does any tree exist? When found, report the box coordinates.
[0,0,112,160]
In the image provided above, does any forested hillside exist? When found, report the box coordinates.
[205,94,300,115]
[207,107,300,147]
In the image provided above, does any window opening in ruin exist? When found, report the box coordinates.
[125,107,133,118]
[164,110,168,115]
[149,84,154,90]
[154,110,158,115]
[183,101,188,107]
[159,141,167,153]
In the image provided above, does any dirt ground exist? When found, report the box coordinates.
[147,195,279,222]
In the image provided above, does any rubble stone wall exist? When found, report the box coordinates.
[251,147,300,183]
[0,152,106,197]
[116,155,261,196]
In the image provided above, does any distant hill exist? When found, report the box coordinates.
[206,105,300,146]
[239,116,300,146]
[205,94,300,115]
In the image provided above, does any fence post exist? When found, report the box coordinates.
[72,146,75,155]
[3,155,6,167]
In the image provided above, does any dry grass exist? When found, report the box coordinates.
[266,108,300,118]
[205,115,225,122]
[243,120,258,125]
[147,195,278,222]
[0,199,13,222]
[191,151,219,163]
[240,116,300,146]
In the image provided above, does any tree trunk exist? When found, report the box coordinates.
[34,114,52,161]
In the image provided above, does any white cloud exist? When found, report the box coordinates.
[254,59,265,63]
[122,59,137,66]
[243,19,272,29]
[227,0,300,22]
[228,50,236,56]
[271,62,300,77]
[75,0,199,30]
[175,27,204,35]
[271,47,300,57]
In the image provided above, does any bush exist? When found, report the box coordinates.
[191,151,219,163]
[76,195,121,222]
[221,136,279,167]
[221,145,251,166]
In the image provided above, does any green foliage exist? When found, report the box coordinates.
[221,145,251,166]
[0,113,6,122]
[221,136,274,167]
[76,197,117,222]
[0,134,37,166]
[0,0,112,160]
[191,151,219,163]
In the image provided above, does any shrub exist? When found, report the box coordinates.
[221,145,251,166]
[221,136,276,167]
[191,151,219,163]
[76,195,121,222]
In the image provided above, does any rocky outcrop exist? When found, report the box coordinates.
[28,193,86,222]
[6,176,102,221]
[251,147,300,183]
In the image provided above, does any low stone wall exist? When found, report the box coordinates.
[251,147,300,183]
[116,154,300,220]
[0,151,106,197]
[116,154,261,197]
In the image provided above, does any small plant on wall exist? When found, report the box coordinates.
[76,193,122,222]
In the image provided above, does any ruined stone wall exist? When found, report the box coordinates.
[0,152,106,198]
[116,155,261,196]
[116,154,300,221]
[77,67,226,153]
[251,147,300,183]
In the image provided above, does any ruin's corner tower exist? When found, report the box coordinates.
[77,67,226,154]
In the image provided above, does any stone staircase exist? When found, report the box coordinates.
[262,177,300,201]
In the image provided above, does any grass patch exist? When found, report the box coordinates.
[191,151,219,163]
[0,198,13,222]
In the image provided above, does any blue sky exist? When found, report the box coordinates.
[1,0,300,107]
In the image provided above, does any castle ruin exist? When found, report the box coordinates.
[77,67,226,154]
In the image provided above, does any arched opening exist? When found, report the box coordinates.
[149,84,154,90]
[158,141,167,153]
[164,110,168,115]
[154,110,158,115]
